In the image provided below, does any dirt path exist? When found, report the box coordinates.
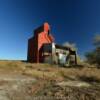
[0,72,36,100]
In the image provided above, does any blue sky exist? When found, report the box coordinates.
[0,0,100,60]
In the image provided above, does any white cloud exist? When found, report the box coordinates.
[62,42,76,49]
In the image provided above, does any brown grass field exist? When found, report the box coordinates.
[0,60,100,100]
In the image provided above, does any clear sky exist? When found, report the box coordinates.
[0,0,100,60]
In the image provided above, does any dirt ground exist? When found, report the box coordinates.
[0,60,100,100]
[0,71,36,100]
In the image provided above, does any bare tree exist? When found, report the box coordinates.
[85,34,100,66]
[93,34,100,47]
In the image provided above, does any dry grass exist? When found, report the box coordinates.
[0,60,100,82]
[0,60,100,100]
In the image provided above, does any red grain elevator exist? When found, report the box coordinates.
[27,22,54,63]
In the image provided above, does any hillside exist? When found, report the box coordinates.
[0,60,100,100]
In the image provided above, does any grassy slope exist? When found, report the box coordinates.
[0,60,100,99]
